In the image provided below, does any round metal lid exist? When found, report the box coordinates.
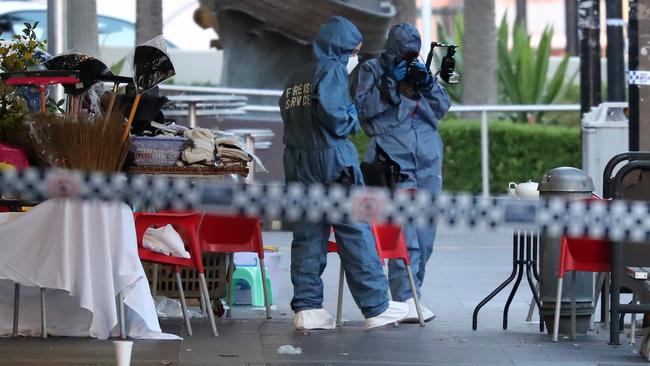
[538,167,595,192]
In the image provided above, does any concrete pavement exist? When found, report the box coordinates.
[0,227,646,365]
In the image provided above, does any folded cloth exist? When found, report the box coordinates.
[214,136,243,147]
[214,133,268,173]
[142,224,190,258]
[217,145,253,162]
[182,128,216,164]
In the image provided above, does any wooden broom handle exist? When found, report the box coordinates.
[104,83,120,122]
[121,93,141,143]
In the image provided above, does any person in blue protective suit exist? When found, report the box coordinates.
[351,23,451,323]
[279,16,409,330]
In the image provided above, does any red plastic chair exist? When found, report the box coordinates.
[329,221,425,327]
[552,195,611,342]
[198,214,271,319]
[134,211,218,337]
[371,222,425,326]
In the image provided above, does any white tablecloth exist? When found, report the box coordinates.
[0,199,179,340]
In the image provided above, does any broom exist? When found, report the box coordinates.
[24,113,131,172]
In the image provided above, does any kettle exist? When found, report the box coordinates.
[508,180,539,199]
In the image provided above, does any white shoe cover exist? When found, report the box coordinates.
[400,298,436,323]
[364,301,409,329]
[294,309,336,330]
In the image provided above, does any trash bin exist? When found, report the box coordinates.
[538,167,595,335]
[581,102,628,196]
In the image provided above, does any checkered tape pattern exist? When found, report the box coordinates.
[2,168,650,242]
[0,168,201,211]
[629,70,650,85]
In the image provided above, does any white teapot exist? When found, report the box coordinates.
[508,180,539,199]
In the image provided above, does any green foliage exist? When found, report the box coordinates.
[0,22,48,138]
[435,14,577,123]
[350,119,581,193]
[496,15,577,123]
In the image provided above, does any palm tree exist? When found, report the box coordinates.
[462,0,497,105]
[136,0,163,46]
[66,0,99,57]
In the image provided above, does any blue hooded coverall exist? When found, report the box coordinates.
[279,16,389,318]
[351,23,451,302]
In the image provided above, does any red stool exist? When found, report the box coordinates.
[198,214,271,319]
[134,211,218,337]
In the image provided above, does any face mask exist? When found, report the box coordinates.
[346,55,359,74]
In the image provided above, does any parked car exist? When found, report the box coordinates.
[0,1,178,49]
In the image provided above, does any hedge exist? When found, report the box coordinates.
[350,120,581,193]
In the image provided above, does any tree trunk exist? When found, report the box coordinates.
[136,0,163,46]
[66,0,98,57]
[390,0,417,27]
[462,0,497,105]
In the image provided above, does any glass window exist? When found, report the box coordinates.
[0,10,176,49]
[97,15,135,48]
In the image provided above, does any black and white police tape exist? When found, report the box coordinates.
[1,168,650,243]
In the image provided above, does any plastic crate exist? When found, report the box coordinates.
[142,253,227,301]
[130,136,187,166]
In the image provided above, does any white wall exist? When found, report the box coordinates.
[99,47,224,85]
[549,56,612,87]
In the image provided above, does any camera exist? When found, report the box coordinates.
[428,42,460,84]
[397,42,460,99]
[404,52,430,85]
[397,52,432,100]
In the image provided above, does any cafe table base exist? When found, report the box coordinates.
[472,231,544,332]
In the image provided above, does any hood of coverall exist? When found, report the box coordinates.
[312,16,363,67]
[380,23,422,68]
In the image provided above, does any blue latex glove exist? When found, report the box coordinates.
[387,60,407,82]
[347,104,359,121]
[414,62,434,87]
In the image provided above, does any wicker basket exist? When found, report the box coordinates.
[130,136,187,167]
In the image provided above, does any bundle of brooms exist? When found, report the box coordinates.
[24,112,130,172]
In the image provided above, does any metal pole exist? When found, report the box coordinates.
[47,0,66,54]
[516,0,527,32]
[579,0,602,115]
[629,0,640,151]
[47,0,66,102]
[188,102,197,128]
[480,110,489,197]
[606,0,626,102]
[565,0,578,55]
[421,0,432,53]
[244,134,255,184]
